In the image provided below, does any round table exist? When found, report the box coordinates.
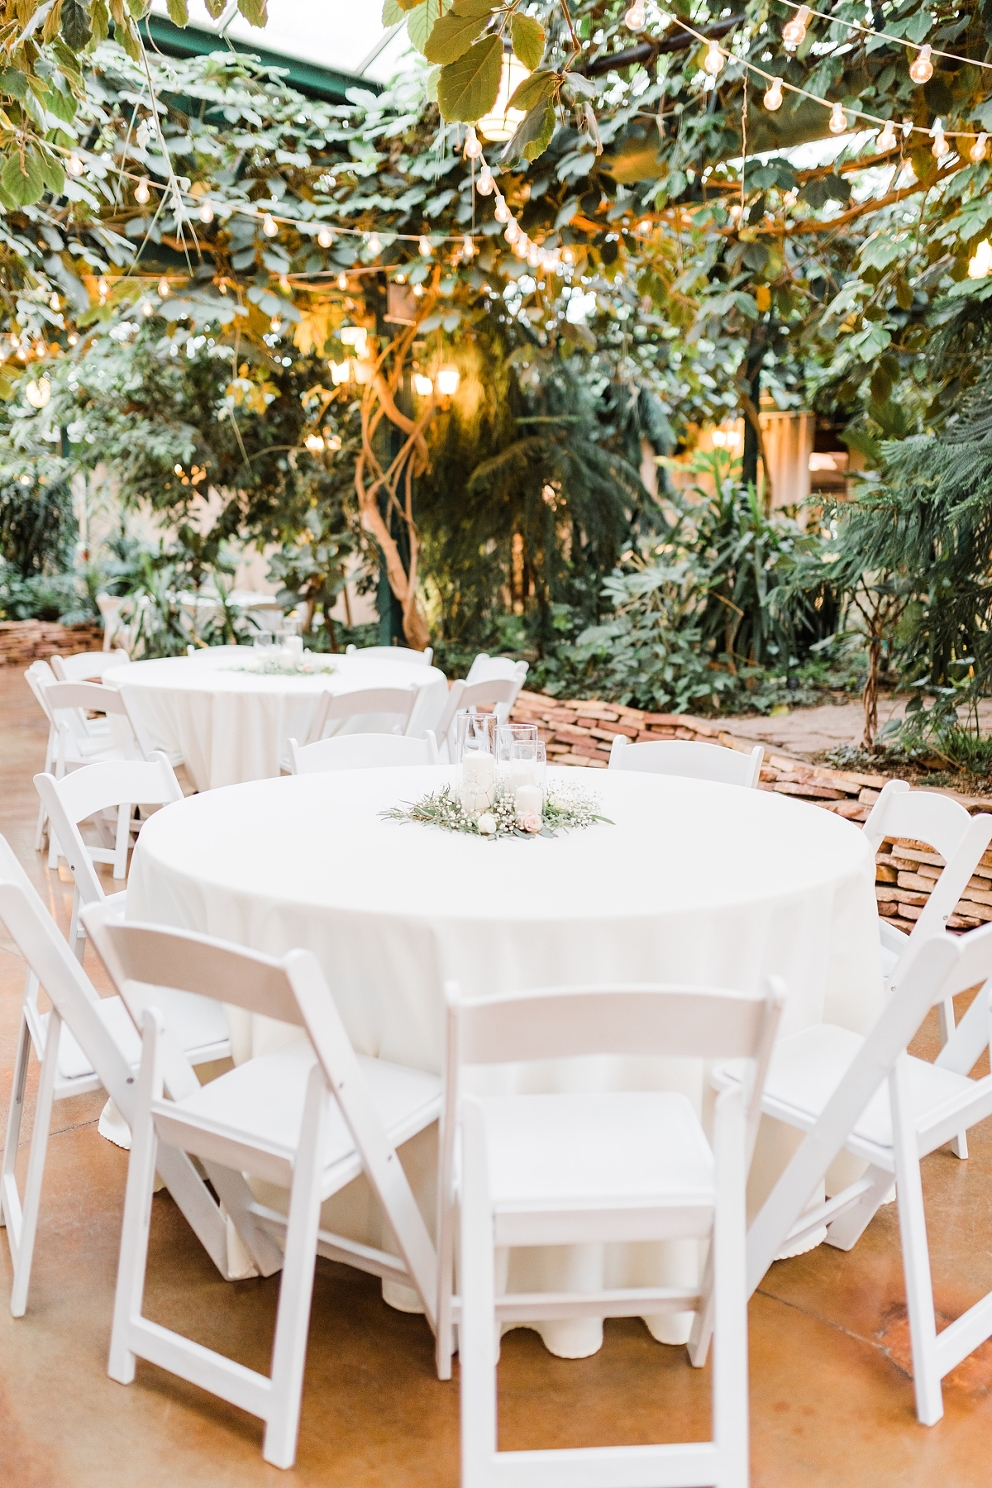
[113,647,448,791]
[126,765,883,1356]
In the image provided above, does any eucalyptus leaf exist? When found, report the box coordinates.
[437,34,501,121]
[510,12,544,69]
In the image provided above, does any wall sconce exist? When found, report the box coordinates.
[436,366,460,397]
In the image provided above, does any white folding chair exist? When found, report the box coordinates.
[287,730,439,774]
[35,754,183,953]
[0,841,248,1319]
[100,917,442,1469]
[51,648,130,682]
[345,643,434,665]
[305,682,419,746]
[720,924,992,1426]
[464,653,529,688]
[96,592,125,650]
[438,978,783,1488]
[435,677,523,761]
[609,735,765,789]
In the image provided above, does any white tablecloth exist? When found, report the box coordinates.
[126,765,883,1356]
[113,648,448,791]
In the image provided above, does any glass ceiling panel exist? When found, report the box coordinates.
[149,0,414,84]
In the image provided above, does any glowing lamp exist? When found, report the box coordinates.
[909,44,933,85]
[437,366,460,396]
[477,50,530,142]
[413,374,434,396]
[329,360,351,384]
[25,377,50,409]
[763,78,783,111]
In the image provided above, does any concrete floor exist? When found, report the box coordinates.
[2,667,992,1486]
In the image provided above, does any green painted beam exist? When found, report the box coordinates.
[141,15,381,104]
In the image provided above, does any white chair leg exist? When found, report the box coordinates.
[890,1063,943,1425]
[112,802,132,880]
[824,1165,894,1252]
[9,1010,61,1318]
[711,1091,749,1488]
[459,1101,498,1488]
[262,1066,328,1470]
[687,1248,713,1369]
[108,1026,162,1386]
[937,999,968,1159]
[68,887,85,964]
[1,1015,32,1238]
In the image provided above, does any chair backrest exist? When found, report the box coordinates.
[33,753,182,905]
[51,649,130,682]
[345,644,434,666]
[43,679,128,717]
[308,683,419,744]
[436,677,524,752]
[288,730,439,774]
[746,923,992,1294]
[863,780,992,949]
[609,736,764,789]
[464,654,529,687]
[24,660,58,725]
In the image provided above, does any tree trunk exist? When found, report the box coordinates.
[862,634,882,750]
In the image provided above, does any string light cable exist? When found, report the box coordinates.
[775,0,992,73]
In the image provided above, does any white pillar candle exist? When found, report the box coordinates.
[509,760,536,789]
[461,751,495,811]
[515,783,543,818]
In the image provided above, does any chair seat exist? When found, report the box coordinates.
[47,984,231,1084]
[475,1091,715,1245]
[48,996,142,1083]
[160,1038,441,1193]
[755,1024,976,1156]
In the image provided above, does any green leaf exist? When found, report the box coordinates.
[395,0,425,11]
[1,146,47,207]
[43,80,78,123]
[167,0,189,23]
[89,0,108,43]
[204,0,226,15]
[450,0,500,15]
[437,34,501,121]
[424,5,489,64]
[510,12,544,69]
[506,66,555,113]
[409,0,451,58]
[562,69,596,99]
[504,96,555,161]
[382,0,403,21]
[40,146,65,195]
[425,63,440,101]
[237,0,267,26]
[60,0,91,48]
[0,68,29,101]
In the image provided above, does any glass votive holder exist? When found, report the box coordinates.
[495,721,538,765]
[253,630,275,652]
[455,710,496,765]
[455,711,496,814]
[508,739,546,819]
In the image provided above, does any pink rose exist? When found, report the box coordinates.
[518,810,542,834]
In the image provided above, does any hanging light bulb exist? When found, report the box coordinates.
[828,101,848,135]
[462,234,476,259]
[437,366,460,396]
[909,44,933,85]
[305,433,325,453]
[513,234,529,260]
[419,235,434,255]
[158,277,170,297]
[703,41,724,76]
[198,199,214,224]
[142,301,153,317]
[262,213,279,237]
[877,119,897,152]
[477,49,530,141]
[318,227,334,247]
[463,126,482,161]
[49,292,59,310]
[67,152,84,177]
[493,195,511,224]
[526,241,541,269]
[763,77,784,111]
[624,1,646,31]
[413,373,434,396]
[477,164,495,196]
[338,272,348,291]
[970,132,988,163]
[968,240,992,279]
[329,360,351,384]
[931,118,949,158]
[366,233,382,258]
[134,177,150,204]
[902,117,914,137]
[25,376,50,409]
[782,4,810,50]
[270,316,282,335]
[504,219,520,244]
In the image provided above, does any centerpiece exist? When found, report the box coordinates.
[381,714,611,840]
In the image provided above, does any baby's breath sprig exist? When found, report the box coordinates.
[381,783,612,841]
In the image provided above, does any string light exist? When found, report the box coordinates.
[931,118,949,158]
[782,4,810,50]
[270,317,282,334]
[902,117,914,137]
[338,272,348,290]
[461,234,476,259]
[49,292,59,310]
[198,200,214,223]
[493,195,511,224]
[318,227,334,247]
[366,233,382,257]
[703,41,724,76]
[526,241,541,269]
[262,213,279,237]
[413,373,433,396]
[134,177,150,204]
[142,301,153,316]
[419,235,434,255]
[158,278,170,297]
[305,433,325,453]
[329,360,350,383]
[968,240,992,279]
[624,2,646,32]
[25,377,50,409]
[877,119,897,152]
[971,133,988,163]
[67,153,84,177]
[504,219,521,245]
[763,77,783,111]
[477,164,495,196]
[909,44,934,85]
[828,101,848,135]
[464,126,482,161]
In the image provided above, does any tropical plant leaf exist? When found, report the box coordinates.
[506,66,555,113]
[166,0,188,24]
[510,12,544,69]
[437,35,501,121]
[409,0,452,59]
[503,97,555,161]
[424,5,490,64]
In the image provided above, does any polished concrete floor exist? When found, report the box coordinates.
[2,666,992,1486]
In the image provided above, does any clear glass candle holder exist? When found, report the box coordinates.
[505,739,546,820]
[456,711,496,815]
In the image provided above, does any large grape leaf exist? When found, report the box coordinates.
[510,13,544,69]
[437,35,501,121]
[409,0,453,59]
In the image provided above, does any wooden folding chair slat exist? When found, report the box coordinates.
[305,683,420,746]
[609,736,764,789]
